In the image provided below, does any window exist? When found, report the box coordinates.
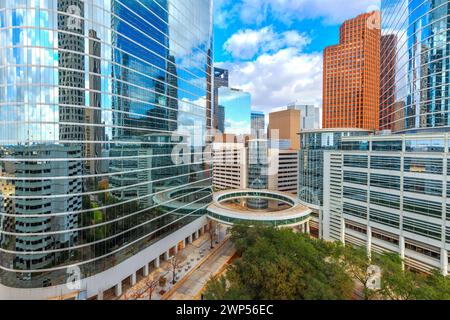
[404,157,443,174]
[343,202,367,219]
[372,140,402,151]
[370,156,401,170]
[370,208,400,228]
[370,174,400,190]
[344,155,368,168]
[404,178,442,196]
[341,140,369,151]
[403,218,441,240]
[405,139,445,152]
[370,191,400,209]
[344,171,367,185]
[403,197,442,218]
[343,186,367,202]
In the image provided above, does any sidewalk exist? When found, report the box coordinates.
[166,239,236,300]
[118,231,224,300]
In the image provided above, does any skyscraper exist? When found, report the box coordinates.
[380,0,450,133]
[323,12,381,130]
[268,109,301,150]
[379,34,397,131]
[0,0,213,299]
[251,111,265,138]
[213,67,229,132]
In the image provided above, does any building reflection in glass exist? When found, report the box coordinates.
[0,0,213,289]
[380,0,450,133]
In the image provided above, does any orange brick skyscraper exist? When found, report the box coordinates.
[323,12,381,130]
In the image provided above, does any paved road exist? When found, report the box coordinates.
[167,239,236,300]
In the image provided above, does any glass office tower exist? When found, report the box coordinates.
[380,0,450,133]
[218,87,251,135]
[0,0,213,297]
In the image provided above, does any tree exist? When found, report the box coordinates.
[203,275,251,300]
[330,243,379,300]
[170,253,184,284]
[142,276,159,300]
[375,252,422,300]
[415,270,450,300]
[204,225,353,300]
[376,253,450,300]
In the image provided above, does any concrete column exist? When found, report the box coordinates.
[301,223,305,233]
[305,221,310,234]
[441,249,448,276]
[399,236,405,271]
[340,218,345,245]
[366,226,372,259]
[97,290,104,301]
[130,272,137,286]
[188,235,193,244]
[143,264,149,277]
[164,250,170,260]
[174,244,178,254]
[115,282,122,297]
[195,230,199,239]
[155,257,160,268]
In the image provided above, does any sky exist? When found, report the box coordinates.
[213,0,381,115]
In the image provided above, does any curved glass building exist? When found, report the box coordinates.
[0,0,213,298]
[380,0,450,133]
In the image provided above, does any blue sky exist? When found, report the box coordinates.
[213,0,380,114]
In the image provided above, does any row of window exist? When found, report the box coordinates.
[342,139,447,152]
[344,155,445,175]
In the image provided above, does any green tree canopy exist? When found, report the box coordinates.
[204,225,354,300]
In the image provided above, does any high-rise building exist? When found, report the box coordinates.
[213,68,229,132]
[379,34,397,131]
[0,0,213,299]
[218,87,252,136]
[216,105,225,133]
[267,149,299,195]
[323,134,449,275]
[212,143,248,190]
[380,0,450,133]
[268,109,301,150]
[287,104,321,130]
[323,12,381,130]
[251,111,265,138]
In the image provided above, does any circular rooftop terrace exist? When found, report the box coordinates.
[207,189,312,227]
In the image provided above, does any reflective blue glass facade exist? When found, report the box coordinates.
[381,0,450,132]
[0,0,213,289]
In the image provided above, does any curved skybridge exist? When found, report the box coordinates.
[207,189,312,228]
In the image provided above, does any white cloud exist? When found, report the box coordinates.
[219,0,381,27]
[223,26,310,60]
[216,47,323,114]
